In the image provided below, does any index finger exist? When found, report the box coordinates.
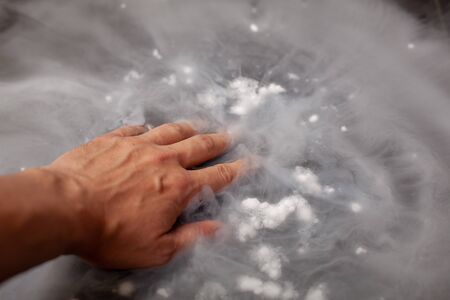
[140,122,197,145]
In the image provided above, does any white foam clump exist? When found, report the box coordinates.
[156,287,172,298]
[298,246,307,255]
[251,245,283,279]
[162,74,177,86]
[293,166,324,196]
[350,202,362,213]
[197,77,285,114]
[308,114,319,123]
[229,77,285,115]
[182,65,193,75]
[250,23,259,32]
[305,283,328,300]
[105,95,113,103]
[355,246,368,255]
[323,186,335,194]
[287,73,300,80]
[195,281,228,300]
[123,70,143,82]
[117,281,135,297]
[197,89,227,108]
[235,220,259,242]
[237,276,297,299]
[152,48,163,60]
[242,196,297,228]
[296,195,317,223]
[236,195,316,242]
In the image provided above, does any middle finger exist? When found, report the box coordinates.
[169,133,231,168]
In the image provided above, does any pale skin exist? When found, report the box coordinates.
[0,122,245,282]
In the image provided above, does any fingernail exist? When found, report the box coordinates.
[243,155,262,171]
[213,224,231,240]
[222,132,233,148]
[226,125,244,146]
[205,223,222,238]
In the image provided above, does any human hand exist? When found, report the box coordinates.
[46,122,245,269]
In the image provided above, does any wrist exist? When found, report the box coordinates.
[37,166,101,256]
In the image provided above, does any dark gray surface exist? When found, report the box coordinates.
[394,0,450,31]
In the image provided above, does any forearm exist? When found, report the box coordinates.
[0,168,83,282]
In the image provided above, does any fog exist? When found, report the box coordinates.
[0,0,450,299]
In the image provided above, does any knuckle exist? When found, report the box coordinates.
[95,135,120,147]
[113,125,140,137]
[217,164,234,184]
[167,172,193,197]
[152,149,177,163]
[166,123,184,135]
[109,134,122,142]
[94,135,111,143]
[199,135,216,152]
[176,173,192,190]
[113,127,127,137]
[150,132,165,144]
[159,171,192,194]
[170,172,192,190]
[119,125,142,137]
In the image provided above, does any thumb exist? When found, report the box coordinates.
[171,220,222,251]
